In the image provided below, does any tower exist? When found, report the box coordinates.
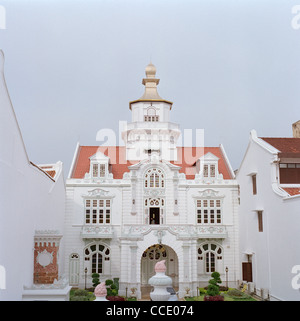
[122,63,181,161]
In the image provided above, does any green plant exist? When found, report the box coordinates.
[70,289,95,301]
[198,287,207,295]
[106,279,118,296]
[92,273,100,288]
[206,272,222,297]
[227,288,244,297]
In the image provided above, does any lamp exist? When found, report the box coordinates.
[84,267,88,289]
[225,267,228,288]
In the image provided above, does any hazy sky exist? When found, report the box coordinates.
[1,0,300,174]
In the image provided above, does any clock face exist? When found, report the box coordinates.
[37,249,53,267]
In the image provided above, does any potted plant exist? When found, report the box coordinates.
[130,287,137,298]
[184,287,191,297]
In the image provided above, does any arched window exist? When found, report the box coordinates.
[84,243,110,274]
[144,168,165,188]
[142,244,167,261]
[198,243,223,273]
[144,107,159,122]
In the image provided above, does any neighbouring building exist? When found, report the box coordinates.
[0,50,70,301]
[237,127,300,301]
[64,63,241,299]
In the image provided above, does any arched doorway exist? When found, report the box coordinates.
[140,244,178,299]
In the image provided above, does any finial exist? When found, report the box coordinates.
[154,260,167,273]
[145,62,156,79]
[94,282,107,297]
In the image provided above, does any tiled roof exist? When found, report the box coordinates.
[170,147,233,180]
[70,146,234,180]
[282,187,300,196]
[260,137,300,157]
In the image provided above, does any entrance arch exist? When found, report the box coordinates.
[140,244,178,297]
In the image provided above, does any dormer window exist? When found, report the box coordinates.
[89,151,110,179]
[198,153,219,179]
[92,163,106,178]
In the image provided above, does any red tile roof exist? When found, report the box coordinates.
[170,147,233,180]
[70,146,234,180]
[282,187,300,196]
[260,138,300,158]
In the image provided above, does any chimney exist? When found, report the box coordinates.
[292,120,300,138]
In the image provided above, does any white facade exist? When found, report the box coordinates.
[64,63,240,298]
[0,50,68,300]
[237,129,300,301]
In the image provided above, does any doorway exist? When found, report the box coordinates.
[149,208,160,225]
[140,244,179,299]
[242,262,253,282]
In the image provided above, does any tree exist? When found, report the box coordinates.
[92,273,100,288]
[206,272,222,296]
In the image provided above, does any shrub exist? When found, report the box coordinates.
[198,287,206,295]
[73,289,89,297]
[106,279,118,296]
[204,295,224,301]
[227,289,244,297]
[107,296,125,301]
[70,289,95,301]
[92,273,100,288]
[105,279,114,286]
[206,272,222,297]
[219,286,229,292]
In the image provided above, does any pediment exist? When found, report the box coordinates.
[199,152,219,162]
[89,151,110,161]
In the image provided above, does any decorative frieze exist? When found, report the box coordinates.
[121,224,227,240]
[81,225,114,239]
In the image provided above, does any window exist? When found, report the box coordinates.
[252,175,257,195]
[92,163,106,178]
[279,163,300,184]
[85,199,111,224]
[144,168,165,188]
[198,243,222,273]
[93,164,98,177]
[144,107,159,122]
[92,253,102,274]
[203,164,217,178]
[84,243,110,274]
[257,211,263,232]
[196,199,222,224]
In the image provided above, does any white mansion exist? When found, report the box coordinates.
[64,63,240,299]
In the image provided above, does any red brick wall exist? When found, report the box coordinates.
[34,242,59,284]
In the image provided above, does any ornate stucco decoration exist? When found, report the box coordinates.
[193,188,225,199]
[82,188,115,199]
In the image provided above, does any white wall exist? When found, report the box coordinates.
[237,134,300,300]
[0,50,65,300]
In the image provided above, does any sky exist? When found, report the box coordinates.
[1,0,300,174]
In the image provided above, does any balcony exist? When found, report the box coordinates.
[81,225,114,239]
